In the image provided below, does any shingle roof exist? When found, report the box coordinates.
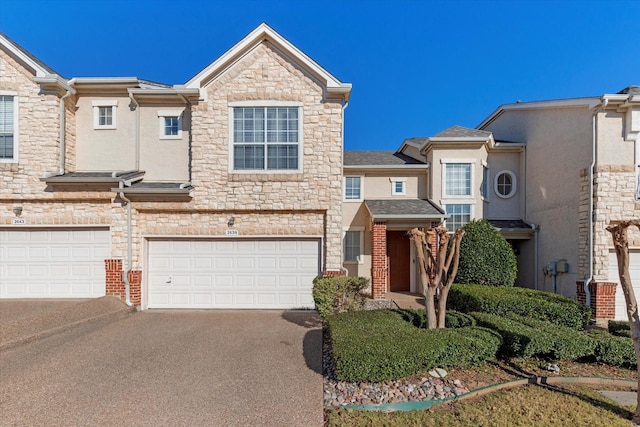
[344,151,426,166]
[617,86,640,95]
[365,199,446,218]
[433,125,492,139]
[488,219,533,230]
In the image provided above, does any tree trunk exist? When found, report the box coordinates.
[606,220,640,425]
[437,229,465,328]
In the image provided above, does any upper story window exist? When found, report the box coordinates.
[391,177,406,196]
[0,93,17,162]
[481,163,490,200]
[92,100,118,129]
[158,110,184,139]
[344,176,362,200]
[232,106,300,171]
[444,163,471,196]
[494,170,517,198]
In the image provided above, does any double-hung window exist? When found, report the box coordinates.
[391,177,406,196]
[445,163,471,196]
[445,204,471,232]
[344,230,362,263]
[232,106,300,171]
[344,176,362,200]
[0,94,17,161]
[92,100,118,129]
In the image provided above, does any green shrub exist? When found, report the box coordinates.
[448,284,591,329]
[312,275,369,319]
[471,312,595,360]
[326,310,500,382]
[456,219,518,287]
[587,330,636,368]
[394,309,475,329]
[608,320,631,338]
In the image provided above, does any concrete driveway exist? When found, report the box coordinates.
[0,302,323,426]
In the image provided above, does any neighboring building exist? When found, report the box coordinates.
[0,24,351,309]
[343,89,639,321]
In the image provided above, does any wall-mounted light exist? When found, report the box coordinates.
[227,216,235,227]
[12,206,23,217]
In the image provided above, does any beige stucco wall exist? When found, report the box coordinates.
[138,104,190,182]
[484,151,522,219]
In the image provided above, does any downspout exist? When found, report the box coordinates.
[118,179,134,307]
[532,223,539,290]
[340,99,349,275]
[128,92,140,170]
[58,82,74,175]
[586,99,608,305]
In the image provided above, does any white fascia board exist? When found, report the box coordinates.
[0,34,49,77]
[72,77,140,85]
[478,97,600,129]
[185,23,351,97]
[33,74,76,94]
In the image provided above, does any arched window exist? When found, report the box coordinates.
[494,170,517,198]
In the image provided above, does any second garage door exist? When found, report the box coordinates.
[147,239,321,309]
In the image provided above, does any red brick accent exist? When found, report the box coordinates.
[588,281,617,320]
[371,222,387,300]
[105,259,141,306]
[576,281,587,306]
[322,270,346,277]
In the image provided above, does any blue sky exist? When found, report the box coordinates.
[1,0,638,150]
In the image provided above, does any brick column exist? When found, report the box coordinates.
[105,259,141,306]
[588,281,617,320]
[371,222,387,300]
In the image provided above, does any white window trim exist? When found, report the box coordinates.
[92,100,118,130]
[390,177,407,196]
[344,175,364,201]
[441,159,475,199]
[0,91,18,164]
[494,170,517,199]
[481,161,490,202]
[158,109,184,140]
[228,103,304,174]
[343,226,365,264]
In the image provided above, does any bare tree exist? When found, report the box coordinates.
[409,227,465,329]
[606,220,640,425]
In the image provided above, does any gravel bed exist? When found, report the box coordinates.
[323,331,469,408]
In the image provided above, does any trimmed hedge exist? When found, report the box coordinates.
[395,309,476,329]
[448,284,591,329]
[587,330,637,368]
[326,309,501,382]
[608,320,631,338]
[470,312,595,360]
[312,276,369,319]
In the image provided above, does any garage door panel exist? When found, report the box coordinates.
[609,251,640,321]
[148,238,320,309]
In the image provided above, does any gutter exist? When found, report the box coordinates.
[585,99,609,304]
[128,92,140,170]
[118,180,134,307]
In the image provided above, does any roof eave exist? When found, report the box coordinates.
[343,164,428,170]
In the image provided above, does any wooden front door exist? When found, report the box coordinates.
[387,231,410,292]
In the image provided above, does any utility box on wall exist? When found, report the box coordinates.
[556,260,569,273]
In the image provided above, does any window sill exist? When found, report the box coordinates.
[229,173,304,182]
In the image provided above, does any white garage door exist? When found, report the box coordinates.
[147,239,321,309]
[608,250,640,321]
[0,228,110,299]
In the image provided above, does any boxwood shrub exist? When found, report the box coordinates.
[326,309,500,382]
[587,330,637,368]
[448,284,591,329]
[470,312,595,360]
[608,320,631,338]
[394,309,476,329]
[312,275,369,319]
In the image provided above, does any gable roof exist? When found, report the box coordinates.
[433,125,491,139]
[365,199,446,220]
[185,23,351,101]
[0,32,59,78]
[344,151,427,167]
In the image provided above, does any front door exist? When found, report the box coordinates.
[387,231,410,292]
